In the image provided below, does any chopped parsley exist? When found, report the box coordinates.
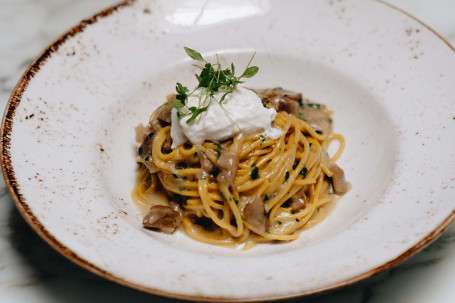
[213,142,222,150]
[264,194,269,201]
[259,135,265,142]
[309,143,312,148]
[210,166,221,177]
[300,166,308,177]
[295,218,300,222]
[176,162,187,169]
[251,166,260,180]
[172,173,178,179]
[285,171,290,181]
[315,130,323,134]
[307,103,320,109]
[193,152,198,158]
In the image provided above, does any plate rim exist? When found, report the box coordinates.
[1,0,454,301]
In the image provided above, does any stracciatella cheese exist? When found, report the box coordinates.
[170,86,282,148]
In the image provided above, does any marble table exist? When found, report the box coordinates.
[0,0,454,302]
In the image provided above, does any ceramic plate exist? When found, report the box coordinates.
[2,0,454,301]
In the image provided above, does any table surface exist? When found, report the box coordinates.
[0,0,454,302]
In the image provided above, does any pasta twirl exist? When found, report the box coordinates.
[133,101,347,246]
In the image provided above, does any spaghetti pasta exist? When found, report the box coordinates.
[132,90,347,246]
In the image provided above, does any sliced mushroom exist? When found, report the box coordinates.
[169,201,183,216]
[300,105,332,135]
[216,150,239,188]
[330,164,347,195]
[244,195,267,233]
[157,106,172,123]
[135,124,151,143]
[198,151,214,173]
[290,186,309,211]
[272,96,300,117]
[284,92,302,102]
[149,118,162,132]
[142,205,182,233]
[256,88,300,116]
[138,132,158,173]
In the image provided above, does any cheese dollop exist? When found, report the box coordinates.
[170,86,282,148]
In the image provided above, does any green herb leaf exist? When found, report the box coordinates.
[285,171,290,181]
[213,143,223,150]
[296,218,300,222]
[186,106,209,123]
[264,194,269,201]
[184,47,204,61]
[169,99,185,109]
[242,66,259,78]
[300,166,308,177]
[259,135,265,142]
[176,111,186,119]
[219,92,230,104]
[175,82,189,103]
[251,166,259,180]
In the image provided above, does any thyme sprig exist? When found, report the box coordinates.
[171,47,259,123]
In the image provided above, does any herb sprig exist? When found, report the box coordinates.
[171,47,259,123]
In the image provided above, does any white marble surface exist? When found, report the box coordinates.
[0,0,454,302]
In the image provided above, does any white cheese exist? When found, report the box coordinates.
[170,86,282,148]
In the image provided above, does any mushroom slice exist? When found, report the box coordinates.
[143,205,182,233]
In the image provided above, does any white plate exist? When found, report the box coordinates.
[2,0,454,301]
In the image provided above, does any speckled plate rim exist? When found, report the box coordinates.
[1,0,454,302]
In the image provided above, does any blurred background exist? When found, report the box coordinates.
[0,0,454,302]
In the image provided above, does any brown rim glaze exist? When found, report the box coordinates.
[1,0,454,302]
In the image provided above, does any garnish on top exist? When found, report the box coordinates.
[170,47,259,123]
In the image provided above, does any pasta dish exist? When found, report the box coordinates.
[132,48,347,246]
